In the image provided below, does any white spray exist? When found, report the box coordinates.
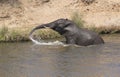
[29,35,65,45]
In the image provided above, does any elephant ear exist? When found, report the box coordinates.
[64,21,71,28]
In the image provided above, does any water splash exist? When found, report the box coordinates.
[29,36,65,45]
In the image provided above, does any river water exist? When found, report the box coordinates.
[0,34,120,77]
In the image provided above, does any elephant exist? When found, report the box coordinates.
[29,18,104,46]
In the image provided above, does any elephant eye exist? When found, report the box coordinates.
[63,23,71,28]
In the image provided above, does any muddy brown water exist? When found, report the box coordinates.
[0,34,120,77]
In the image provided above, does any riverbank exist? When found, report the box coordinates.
[0,26,62,42]
[0,0,120,42]
[0,25,120,42]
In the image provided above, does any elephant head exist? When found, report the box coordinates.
[29,18,75,36]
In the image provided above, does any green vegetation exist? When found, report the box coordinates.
[7,29,28,42]
[0,26,61,42]
[0,26,8,41]
[71,12,84,28]
[0,26,29,42]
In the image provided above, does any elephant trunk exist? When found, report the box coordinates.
[29,24,45,36]
[29,23,55,37]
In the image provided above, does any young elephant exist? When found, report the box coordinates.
[29,18,104,46]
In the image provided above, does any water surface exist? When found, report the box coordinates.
[0,34,120,77]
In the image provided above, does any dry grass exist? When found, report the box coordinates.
[31,28,61,39]
[87,25,120,34]
[71,12,84,28]
[71,12,120,34]
[0,26,29,42]
[0,26,61,42]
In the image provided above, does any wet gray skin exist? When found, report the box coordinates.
[29,19,104,46]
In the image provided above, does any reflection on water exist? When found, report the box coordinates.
[0,34,120,77]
